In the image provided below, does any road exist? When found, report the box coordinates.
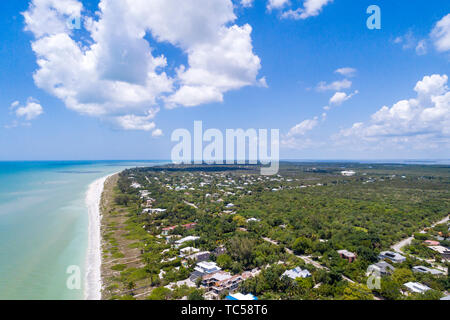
[392,215,449,253]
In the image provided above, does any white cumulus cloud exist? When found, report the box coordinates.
[335,74,450,150]
[431,14,450,53]
[11,99,44,121]
[282,0,333,20]
[267,0,290,11]
[23,0,263,130]
[317,79,352,92]
[329,90,358,106]
[335,67,357,77]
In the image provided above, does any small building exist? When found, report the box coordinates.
[338,250,357,263]
[412,266,445,275]
[281,267,312,280]
[403,282,431,294]
[190,261,221,281]
[428,246,450,260]
[341,170,356,177]
[246,218,261,223]
[367,261,395,276]
[226,293,258,301]
[423,240,440,246]
[378,251,406,263]
[162,225,177,236]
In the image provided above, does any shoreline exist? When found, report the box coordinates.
[84,172,120,300]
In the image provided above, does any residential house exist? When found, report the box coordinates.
[378,251,406,263]
[338,250,357,263]
[162,225,177,236]
[281,267,312,280]
[412,266,444,275]
[424,240,440,246]
[429,246,450,260]
[403,282,431,294]
[190,261,221,281]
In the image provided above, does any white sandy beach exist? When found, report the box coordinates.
[84,173,118,300]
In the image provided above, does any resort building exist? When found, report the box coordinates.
[338,250,357,263]
[378,251,406,263]
[281,267,312,280]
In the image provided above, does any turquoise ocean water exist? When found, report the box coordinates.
[0,161,162,300]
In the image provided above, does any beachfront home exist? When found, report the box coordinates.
[175,236,200,247]
[226,293,258,301]
[190,261,221,281]
[201,270,250,296]
[378,251,406,263]
[338,250,357,263]
[412,266,445,275]
[367,261,395,276]
[281,267,312,280]
[403,282,431,294]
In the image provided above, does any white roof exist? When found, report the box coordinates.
[197,261,219,269]
[404,282,431,294]
[175,236,200,244]
[428,246,450,254]
[282,267,311,280]
[338,249,356,258]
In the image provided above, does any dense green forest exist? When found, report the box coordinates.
[101,162,450,300]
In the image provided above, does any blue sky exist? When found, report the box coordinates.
[1,0,449,161]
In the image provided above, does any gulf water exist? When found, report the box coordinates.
[0,161,162,300]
